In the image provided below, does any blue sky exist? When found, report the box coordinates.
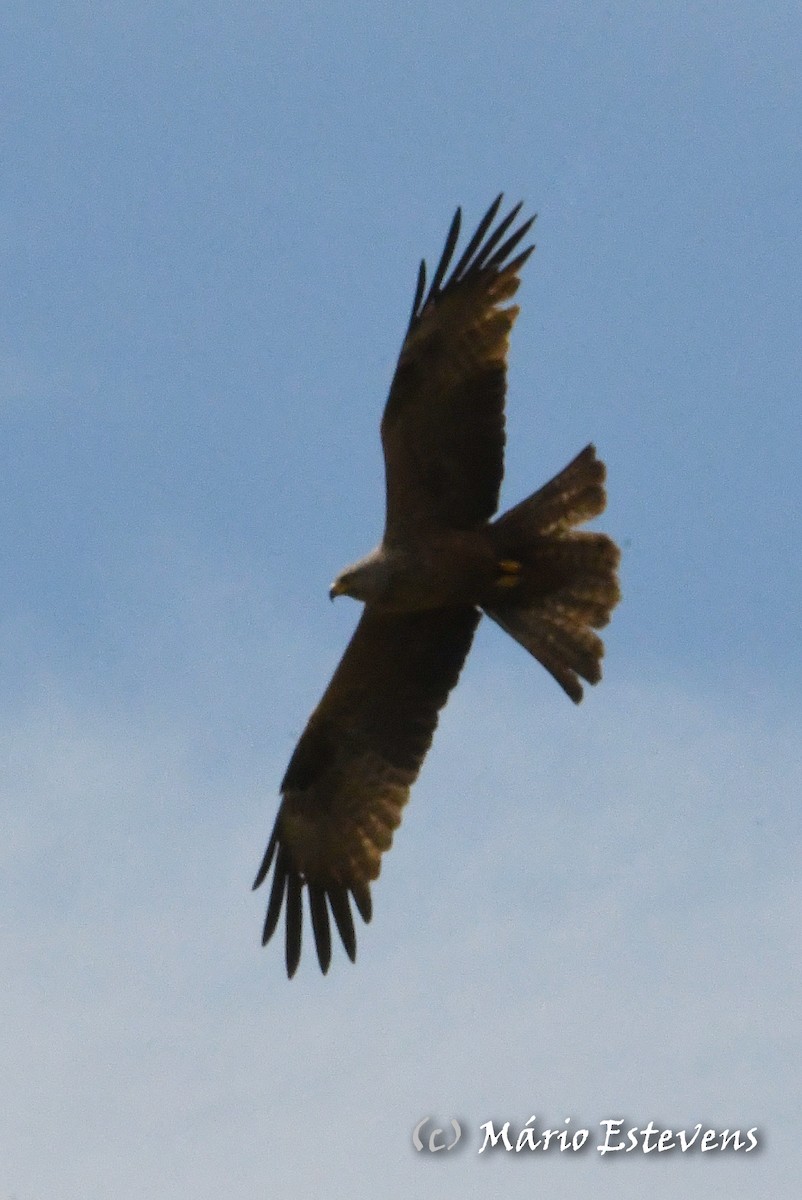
[2,2,801,1197]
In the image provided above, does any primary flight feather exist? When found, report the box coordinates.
[254,196,621,977]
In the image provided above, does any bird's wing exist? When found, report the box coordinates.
[381,195,535,537]
[253,604,480,977]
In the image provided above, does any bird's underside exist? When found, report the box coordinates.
[254,195,621,977]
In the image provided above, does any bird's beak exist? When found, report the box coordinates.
[329,580,345,601]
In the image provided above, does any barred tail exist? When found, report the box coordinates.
[485,445,621,703]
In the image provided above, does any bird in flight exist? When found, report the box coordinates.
[254,195,621,977]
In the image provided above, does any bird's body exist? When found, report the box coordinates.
[254,196,621,976]
[330,528,498,610]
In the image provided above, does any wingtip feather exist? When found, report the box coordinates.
[309,884,333,975]
[351,881,373,925]
[471,200,523,272]
[285,871,303,978]
[328,887,357,963]
[252,826,278,890]
[486,214,537,271]
[427,205,462,299]
[261,845,288,946]
[409,259,427,325]
[408,195,535,328]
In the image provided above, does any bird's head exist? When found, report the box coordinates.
[329,547,392,604]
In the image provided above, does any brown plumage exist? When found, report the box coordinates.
[254,196,621,976]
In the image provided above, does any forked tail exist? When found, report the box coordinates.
[484,445,621,702]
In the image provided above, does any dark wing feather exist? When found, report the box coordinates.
[381,197,536,536]
[308,883,332,974]
[254,605,480,977]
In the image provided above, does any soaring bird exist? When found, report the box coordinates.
[254,196,620,977]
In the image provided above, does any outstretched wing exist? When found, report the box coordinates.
[253,605,480,977]
[381,195,535,537]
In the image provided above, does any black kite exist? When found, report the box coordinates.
[254,196,621,976]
